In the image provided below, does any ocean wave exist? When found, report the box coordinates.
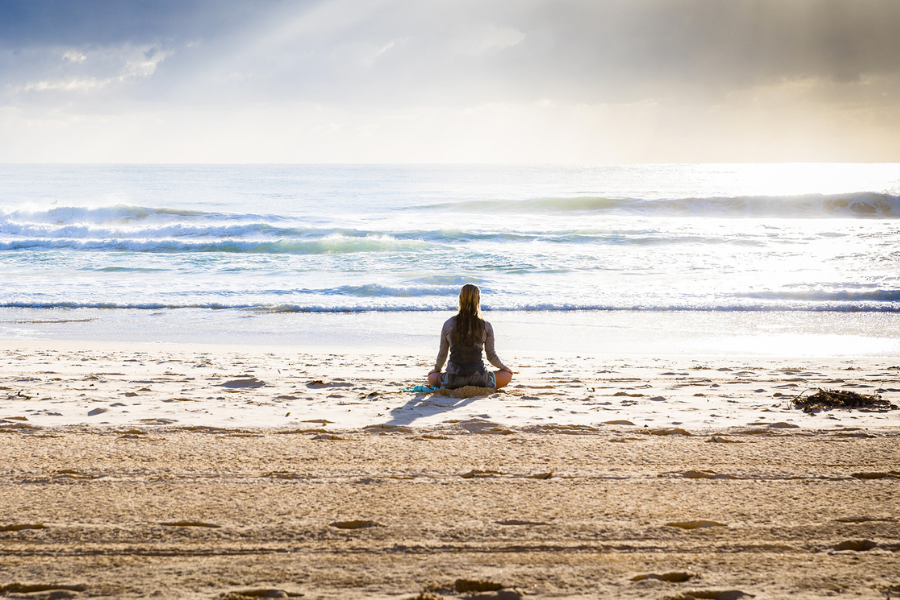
[421,192,900,218]
[329,284,461,297]
[0,236,428,254]
[0,221,290,239]
[1,204,212,224]
[2,301,899,313]
[742,289,900,303]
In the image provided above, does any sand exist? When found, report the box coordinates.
[1,340,899,599]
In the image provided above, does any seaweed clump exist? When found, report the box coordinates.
[792,388,897,413]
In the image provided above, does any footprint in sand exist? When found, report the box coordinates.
[0,584,86,596]
[220,377,266,389]
[647,428,691,436]
[461,469,502,479]
[678,470,737,480]
[671,592,753,600]
[219,589,304,598]
[851,471,900,480]
[666,520,726,530]
[833,539,877,551]
[496,519,549,526]
[329,520,380,529]
[0,523,46,532]
[631,572,696,582]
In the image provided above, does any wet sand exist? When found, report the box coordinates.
[1,341,899,599]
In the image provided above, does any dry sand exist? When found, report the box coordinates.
[1,340,899,599]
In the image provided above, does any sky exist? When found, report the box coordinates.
[1,0,900,163]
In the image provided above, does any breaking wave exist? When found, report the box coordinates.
[423,192,900,218]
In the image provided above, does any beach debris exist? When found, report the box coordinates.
[792,388,897,413]
[527,471,554,479]
[402,384,439,393]
[632,572,697,583]
[220,377,266,388]
[0,523,46,532]
[707,436,742,443]
[851,471,900,480]
[87,407,108,416]
[666,520,726,530]
[329,519,380,529]
[834,539,877,552]
[603,419,635,426]
[160,521,221,528]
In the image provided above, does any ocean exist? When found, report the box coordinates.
[2,163,899,357]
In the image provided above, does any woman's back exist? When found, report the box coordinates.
[428,284,513,390]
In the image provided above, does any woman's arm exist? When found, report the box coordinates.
[433,318,452,372]
[483,321,511,372]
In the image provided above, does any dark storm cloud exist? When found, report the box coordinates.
[2,0,899,108]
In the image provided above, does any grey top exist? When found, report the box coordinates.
[434,315,509,375]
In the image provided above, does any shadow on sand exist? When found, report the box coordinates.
[383,389,497,427]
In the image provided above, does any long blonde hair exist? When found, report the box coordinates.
[455,283,485,345]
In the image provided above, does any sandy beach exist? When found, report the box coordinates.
[5,1,900,598]
[2,340,899,599]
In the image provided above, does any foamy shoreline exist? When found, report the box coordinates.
[2,339,898,432]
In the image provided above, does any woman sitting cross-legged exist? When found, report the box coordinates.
[428,284,513,390]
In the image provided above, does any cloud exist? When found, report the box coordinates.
[1,0,899,161]
[4,0,900,106]
[12,44,172,96]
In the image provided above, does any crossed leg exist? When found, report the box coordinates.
[427,369,513,389]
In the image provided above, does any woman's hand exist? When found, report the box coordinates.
[428,369,439,375]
